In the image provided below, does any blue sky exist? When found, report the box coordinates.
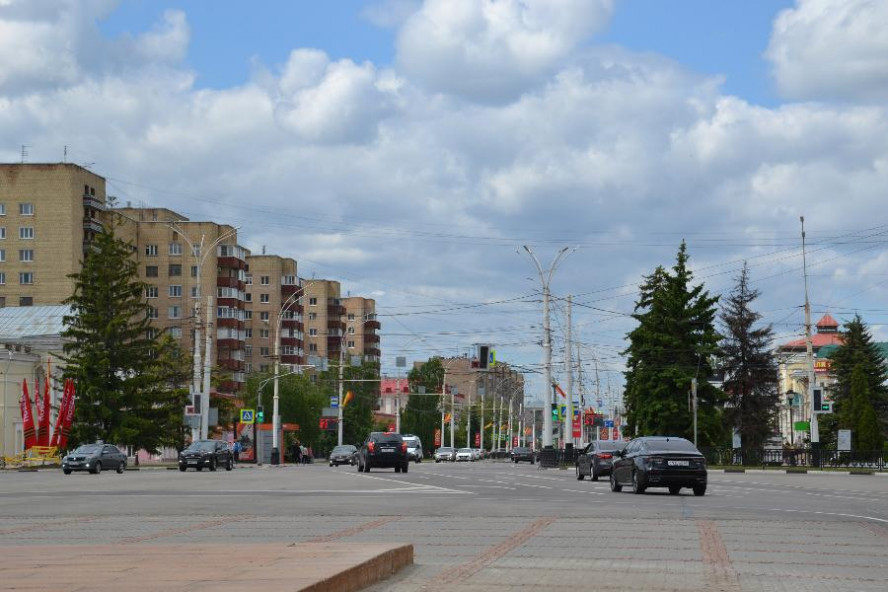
[5,0,888,399]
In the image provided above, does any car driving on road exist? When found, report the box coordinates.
[328,444,358,466]
[357,432,409,473]
[178,440,234,472]
[402,434,424,463]
[62,443,127,475]
[576,440,626,481]
[434,447,456,462]
[456,448,475,462]
[610,436,707,496]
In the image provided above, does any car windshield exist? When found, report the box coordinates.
[73,444,102,454]
[458,448,472,453]
[597,442,626,451]
[645,438,698,452]
[332,446,355,453]
[438,447,454,453]
[185,441,216,452]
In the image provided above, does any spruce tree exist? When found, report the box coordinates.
[847,364,884,452]
[623,242,723,445]
[719,263,779,449]
[62,218,188,451]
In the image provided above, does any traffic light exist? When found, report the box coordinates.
[256,406,265,423]
[551,403,559,422]
[478,345,490,370]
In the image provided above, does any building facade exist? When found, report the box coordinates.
[342,296,380,364]
[303,280,346,365]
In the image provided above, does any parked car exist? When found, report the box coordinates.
[62,443,127,475]
[402,435,424,463]
[178,440,234,472]
[357,432,409,473]
[328,444,358,467]
[510,446,535,464]
[434,447,456,462]
[472,448,484,460]
[576,440,627,481]
[455,448,475,462]
[610,436,707,496]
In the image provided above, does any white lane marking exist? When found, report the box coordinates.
[770,508,888,524]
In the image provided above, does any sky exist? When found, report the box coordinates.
[3,0,888,407]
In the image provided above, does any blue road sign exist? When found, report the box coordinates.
[604,419,614,428]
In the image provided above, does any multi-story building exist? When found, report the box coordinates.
[0,163,106,307]
[303,280,346,364]
[342,296,380,364]
[243,254,305,374]
[114,207,249,393]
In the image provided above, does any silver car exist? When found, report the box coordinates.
[434,447,456,462]
[62,443,127,475]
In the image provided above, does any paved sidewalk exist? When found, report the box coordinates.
[0,542,412,591]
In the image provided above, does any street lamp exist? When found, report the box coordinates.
[1,349,12,460]
[521,246,575,449]
[785,390,798,445]
[257,367,311,464]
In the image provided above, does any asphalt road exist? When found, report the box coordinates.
[1,461,887,591]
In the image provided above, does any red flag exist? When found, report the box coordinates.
[57,379,76,450]
[554,384,567,398]
[342,391,354,408]
[40,372,51,446]
[51,379,72,448]
[20,379,37,450]
[34,377,46,445]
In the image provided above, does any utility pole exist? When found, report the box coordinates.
[522,246,574,449]
[691,377,698,447]
[565,295,574,447]
[801,216,820,463]
[201,294,213,440]
[337,341,345,446]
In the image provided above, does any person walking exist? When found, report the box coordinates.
[232,440,241,466]
[292,440,302,465]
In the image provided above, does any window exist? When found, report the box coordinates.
[0,249,4,262]
[172,328,184,339]
[347,313,355,320]
[259,329,269,338]
[168,264,182,277]
[19,272,33,284]
[245,275,253,285]
[191,265,198,278]
[309,297,317,305]
[244,293,252,302]
[260,347,270,357]
[348,327,355,334]
[169,285,183,297]
[19,250,33,262]
[19,203,34,215]
[0,204,5,216]
[19,296,33,306]
[0,227,5,239]
[169,243,183,256]
[145,245,158,256]
[308,312,317,320]
[0,272,4,285]
[244,310,252,320]
[244,329,252,338]
[309,343,318,352]
[146,286,158,298]
[260,276,270,285]
[169,306,181,319]
[146,328,159,339]
[191,286,199,298]
[260,364,269,373]
[260,312,269,321]
[147,306,158,319]
[19,227,34,239]
[348,340,355,348]
[260,294,270,303]
[0,296,5,306]
[309,328,318,336]
[146,266,159,278]
[245,345,253,356]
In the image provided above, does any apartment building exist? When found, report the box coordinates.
[303,280,346,365]
[114,207,249,393]
[243,254,305,374]
[342,296,380,364]
[0,163,106,307]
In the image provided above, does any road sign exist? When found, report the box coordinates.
[599,427,609,440]
[330,396,338,408]
[240,409,255,424]
[837,429,851,451]
[572,416,581,438]
[604,419,614,428]
[612,427,619,440]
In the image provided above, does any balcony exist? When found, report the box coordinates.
[82,194,105,211]
[218,256,247,270]
[82,217,103,233]
[363,333,380,344]
[280,319,304,333]
[280,337,303,348]
[219,358,243,372]
[364,319,381,331]
[327,319,345,331]
[217,317,240,329]
[364,347,381,358]
[327,303,346,317]
[281,284,304,298]
[217,337,244,349]
[217,276,245,290]
[280,354,304,365]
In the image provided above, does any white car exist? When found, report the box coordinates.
[456,448,475,462]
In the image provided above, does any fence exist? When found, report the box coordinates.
[700,447,887,471]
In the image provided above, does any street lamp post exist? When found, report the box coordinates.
[1,349,12,460]
[522,246,574,449]
[785,390,798,446]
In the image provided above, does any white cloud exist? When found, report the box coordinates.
[396,0,614,102]
[766,0,888,101]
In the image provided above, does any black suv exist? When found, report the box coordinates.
[178,440,234,472]
[510,446,536,464]
[357,432,409,473]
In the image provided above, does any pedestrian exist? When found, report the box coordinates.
[293,441,302,465]
[232,440,241,466]
[301,444,309,464]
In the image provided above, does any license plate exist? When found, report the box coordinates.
[187,461,198,465]
[382,448,394,453]
[668,460,689,466]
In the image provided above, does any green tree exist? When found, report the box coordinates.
[719,263,779,449]
[336,360,379,446]
[826,316,888,441]
[622,242,723,445]
[404,357,445,452]
[62,219,188,451]
[847,365,884,452]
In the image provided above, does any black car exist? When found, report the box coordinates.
[576,440,626,481]
[357,432,408,473]
[178,440,234,472]
[62,443,127,475]
[328,445,358,466]
[510,446,535,464]
[610,436,707,496]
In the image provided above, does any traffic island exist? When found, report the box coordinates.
[0,541,413,592]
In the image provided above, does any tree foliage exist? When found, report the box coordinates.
[622,242,724,445]
[62,219,190,451]
[719,263,779,449]
[846,365,884,451]
[404,357,445,451]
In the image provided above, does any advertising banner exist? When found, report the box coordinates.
[434,428,441,447]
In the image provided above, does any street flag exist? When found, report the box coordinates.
[484,422,493,429]
[38,361,52,446]
[443,413,452,423]
[554,384,567,398]
[21,379,37,449]
[35,377,47,446]
[342,391,354,408]
[57,379,76,449]
[51,379,74,449]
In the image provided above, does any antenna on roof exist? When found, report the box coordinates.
[63,145,68,162]
[20,145,29,163]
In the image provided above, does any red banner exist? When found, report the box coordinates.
[612,427,619,441]
[599,427,610,440]
[35,377,47,446]
[572,416,581,438]
[434,428,441,447]
[512,436,518,447]
[50,380,69,448]
[58,379,76,449]
[474,432,480,447]
[20,379,37,449]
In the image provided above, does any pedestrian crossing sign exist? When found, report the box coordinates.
[240,409,255,424]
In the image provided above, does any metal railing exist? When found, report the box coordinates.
[700,447,887,471]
